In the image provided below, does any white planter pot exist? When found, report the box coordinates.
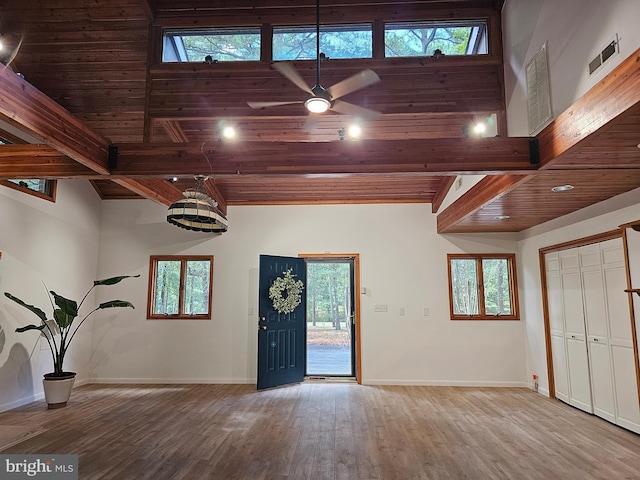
[43,373,76,409]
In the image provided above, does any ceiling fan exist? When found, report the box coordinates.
[247,0,381,120]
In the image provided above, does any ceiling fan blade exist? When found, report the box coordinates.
[2,35,24,70]
[247,100,303,109]
[273,62,313,95]
[327,69,381,100]
[303,114,321,133]
[332,100,381,121]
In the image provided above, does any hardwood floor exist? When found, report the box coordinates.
[1,383,640,479]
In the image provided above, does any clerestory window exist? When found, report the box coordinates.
[384,21,488,57]
[163,27,261,63]
[272,24,372,60]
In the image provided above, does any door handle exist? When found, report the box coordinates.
[259,325,267,331]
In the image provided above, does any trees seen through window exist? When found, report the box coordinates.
[447,254,519,320]
[162,20,488,63]
[148,256,213,319]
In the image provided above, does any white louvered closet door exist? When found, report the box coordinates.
[559,248,593,413]
[545,237,640,433]
[545,252,569,403]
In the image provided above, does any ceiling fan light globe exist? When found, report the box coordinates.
[305,97,331,113]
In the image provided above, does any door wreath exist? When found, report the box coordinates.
[269,269,304,314]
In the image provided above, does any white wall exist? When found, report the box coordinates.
[503,0,640,136]
[0,180,102,411]
[93,201,527,387]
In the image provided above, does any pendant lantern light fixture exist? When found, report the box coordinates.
[167,175,228,233]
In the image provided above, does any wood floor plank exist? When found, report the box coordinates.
[1,384,640,479]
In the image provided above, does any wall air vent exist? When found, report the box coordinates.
[588,35,619,76]
[526,42,554,136]
[588,56,601,75]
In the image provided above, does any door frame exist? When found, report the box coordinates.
[299,253,362,383]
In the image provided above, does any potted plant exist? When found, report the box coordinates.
[4,275,138,408]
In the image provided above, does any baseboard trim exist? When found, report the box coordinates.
[361,379,529,387]
[0,393,45,413]
[88,377,253,385]
[2,376,96,412]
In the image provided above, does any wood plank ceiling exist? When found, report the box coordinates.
[0,0,638,233]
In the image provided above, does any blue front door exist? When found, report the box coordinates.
[257,255,306,390]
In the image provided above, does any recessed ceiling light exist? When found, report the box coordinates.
[348,124,362,138]
[221,126,236,140]
[472,122,487,135]
[551,184,574,192]
[493,215,510,220]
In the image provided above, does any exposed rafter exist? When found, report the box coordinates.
[431,176,456,213]
[0,68,111,175]
[112,178,184,206]
[437,175,532,232]
[112,138,535,177]
[0,144,96,178]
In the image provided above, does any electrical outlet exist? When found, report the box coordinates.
[424,308,430,316]
[374,304,388,313]
[399,307,405,316]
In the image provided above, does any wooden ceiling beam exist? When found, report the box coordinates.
[161,120,190,143]
[0,68,111,175]
[203,180,228,215]
[111,178,184,207]
[538,47,640,169]
[431,176,456,213]
[436,174,532,233]
[0,144,96,178]
[113,137,536,177]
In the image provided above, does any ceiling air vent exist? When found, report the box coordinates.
[588,35,619,76]
[526,42,553,136]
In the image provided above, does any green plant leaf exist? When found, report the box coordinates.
[94,275,140,286]
[4,292,48,322]
[54,308,74,329]
[50,291,79,318]
[15,324,46,333]
[98,300,135,309]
